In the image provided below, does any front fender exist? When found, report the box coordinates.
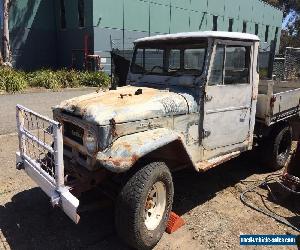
[96,128,183,173]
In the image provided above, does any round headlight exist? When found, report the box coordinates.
[85,130,98,154]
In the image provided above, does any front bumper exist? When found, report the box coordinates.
[16,152,80,223]
[16,105,80,223]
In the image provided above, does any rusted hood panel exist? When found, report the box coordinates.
[57,86,194,125]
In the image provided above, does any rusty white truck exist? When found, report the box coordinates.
[16,31,300,249]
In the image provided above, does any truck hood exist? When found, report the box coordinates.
[57,86,197,125]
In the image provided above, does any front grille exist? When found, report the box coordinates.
[63,121,84,145]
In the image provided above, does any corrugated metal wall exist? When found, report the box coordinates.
[93,0,283,72]
[8,0,283,71]
[93,0,282,45]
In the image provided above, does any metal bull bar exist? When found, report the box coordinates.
[16,104,80,223]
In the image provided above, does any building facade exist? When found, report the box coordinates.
[6,0,283,72]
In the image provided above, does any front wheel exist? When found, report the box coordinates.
[115,162,174,249]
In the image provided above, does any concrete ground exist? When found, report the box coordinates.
[0,89,299,250]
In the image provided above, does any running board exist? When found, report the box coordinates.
[196,151,241,172]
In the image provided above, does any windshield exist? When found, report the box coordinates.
[130,41,207,76]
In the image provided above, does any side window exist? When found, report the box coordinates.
[208,44,225,85]
[169,49,181,71]
[224,46,250,84]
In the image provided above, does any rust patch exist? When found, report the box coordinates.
[100,154,140,169]
[197,151,240,172]
[252,93,258,100]
[119,93,133,99]
[123,143,132,151]
[107,156,121,167]
[64,86,159,110]
[110,118,118,137]
[131,154,139,163]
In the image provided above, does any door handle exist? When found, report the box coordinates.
[240,109,248,122]
[202,129,211,138]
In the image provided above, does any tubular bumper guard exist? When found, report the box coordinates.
[16,105,80,223]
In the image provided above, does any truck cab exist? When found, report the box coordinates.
[125,31,259,171]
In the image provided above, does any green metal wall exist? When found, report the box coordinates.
[53,0,94,69]
[8,0,283,70]
[8,0,58,70]
[93,0,283,45]
[92,0,283,72]
[9,0,55,30]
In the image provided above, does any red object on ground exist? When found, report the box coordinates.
[166,212,185,234]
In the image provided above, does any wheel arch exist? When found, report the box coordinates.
[96,128,194,173]
[256,120,291,139]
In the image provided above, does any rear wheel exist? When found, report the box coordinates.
[115,162,174,249]
[263,125,292,171]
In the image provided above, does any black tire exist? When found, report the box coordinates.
[115,162,174,250]
[263,125,292,171]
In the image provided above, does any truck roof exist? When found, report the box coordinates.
[135,31,260,43]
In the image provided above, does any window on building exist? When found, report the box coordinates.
[242,21,247,33]
[255,24,259,35]
[228,18,233,32]
[213,16,218,31]
[78,0,85,28]
[60,0,66,29]
[265,25,269,42]
[275,27,279,40]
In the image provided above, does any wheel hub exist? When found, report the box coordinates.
[144,181,166,230]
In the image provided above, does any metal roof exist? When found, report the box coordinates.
[135,31,260,43]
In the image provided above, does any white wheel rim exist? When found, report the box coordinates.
[144,181,167,231]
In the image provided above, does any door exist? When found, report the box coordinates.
[202,40,254,158]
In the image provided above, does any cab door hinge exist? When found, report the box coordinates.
[202,129,211,138]
[204,95,213,102]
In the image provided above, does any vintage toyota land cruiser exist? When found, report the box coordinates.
[16,31,300,249]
